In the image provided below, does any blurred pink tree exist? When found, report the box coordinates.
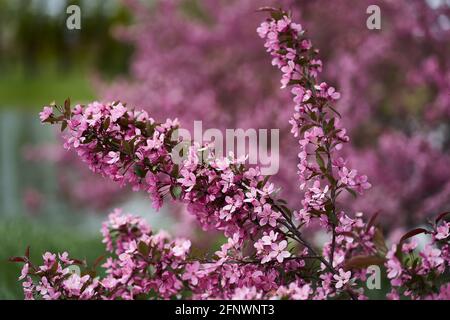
[37,0,450,232]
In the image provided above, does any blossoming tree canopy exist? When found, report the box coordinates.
[94,0,450,229]
[11,8,450,300]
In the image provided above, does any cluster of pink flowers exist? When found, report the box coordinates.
[257,11,370,197]
[17,9,450,300]
[384,214,450,300]
[102,0,450,230]
[15,209,192,300]
[28,1,450,236]
[257,9,378,296]
[39,98,291,244]
[13,208,313,300]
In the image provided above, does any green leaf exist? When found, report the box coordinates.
[102,117,111,131]
[270,10,284,20]
[300,123,314,134]
[171,164,179,178]
[146,122,156,136]
[315,151,325,171]
[325,117,335,134]
[257,175,271,189]
[122,140,132,155]
[280,205,292,217]
[328,211,338,225]
[328,104,341,118]
[138,241,150,257]
[324,173,337,186]
[170,185,183,200]
[60,120,68,132]
[345,187,357,198]
[134,165,147,178]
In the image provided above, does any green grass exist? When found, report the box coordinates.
[0,217,103,299]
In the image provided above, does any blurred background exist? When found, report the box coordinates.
[0,0,136,298]
[0,0,449,298]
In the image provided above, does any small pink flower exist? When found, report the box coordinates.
[39,106,53,122]
[19,263,29,280]
[333,268,351,289]
[387,289,400,300]
[402,241,417,253]
[63,274,90,297]
[43,252,56,263]
[177,170,196,192]
[269,240,291,263]
[181,262,200,286]
[172,239,191,257]
[421,245,444,268]
[256,22,270,38]
[386,258,403,279]
[110,103,127,122]
[326,86,341,100]
[435,223,450,240]
[106,151,120,164]
[291,283,311,300]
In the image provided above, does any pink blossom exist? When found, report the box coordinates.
[435,223,450,240]
[18,263,29,280]
[39,106,53,122]
[420,245,444,269]
[110,103,127,122]
[333,269,351,289]
[172,239,191,257]
[269,240,291,263]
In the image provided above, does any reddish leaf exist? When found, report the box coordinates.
[138,241,150,257]
[61,120,68,132]
[64,98,70,110]
[435,212,450,224]
[9,256,26,263]
[367,211,381,231]
[344,255,385,270]
[256,7,278,12]
[373,228,388,256]
[71,259,85,266]
[400,228,430,244]
[49,261,59,274]
[93,255,105,269]
[337,231,355,238]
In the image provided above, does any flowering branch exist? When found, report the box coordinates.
[12,8,450,300]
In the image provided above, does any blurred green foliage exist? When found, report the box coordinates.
[0,0,133,109]
[0,66,95,110]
